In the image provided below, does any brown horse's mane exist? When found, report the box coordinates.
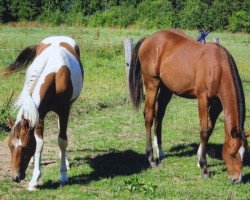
[217,44,245,139]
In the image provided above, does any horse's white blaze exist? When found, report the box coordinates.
[238,146,245,161]
[12,138,22,148]
[238,173,242,182]
[28,134,43,191]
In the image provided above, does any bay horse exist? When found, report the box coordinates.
[129,29,248,183]
[5,36,83,190]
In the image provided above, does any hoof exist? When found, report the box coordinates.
[60,175,69,184]
[28,183,37,191]
[202,173,210,179]
[158,150,166,160]
[149,161,158,168]
[60,181,69,186]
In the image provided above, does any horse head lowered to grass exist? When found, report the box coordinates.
[129,29,248,183]
[5,36,83,190]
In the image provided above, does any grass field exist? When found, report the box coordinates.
[0,23,250,199]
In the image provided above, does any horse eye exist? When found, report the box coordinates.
[21,145,28,149]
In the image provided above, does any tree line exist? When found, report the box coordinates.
[0,0,249,33]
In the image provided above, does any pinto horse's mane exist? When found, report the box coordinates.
[217,45,246,139]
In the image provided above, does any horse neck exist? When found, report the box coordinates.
[219,74,239,134]
[219,56,244,137]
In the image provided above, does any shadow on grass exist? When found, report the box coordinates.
[39,149,149,189]
[243,173,250,183]
[169,142,250,164]
[168,142,250,182]
[168,142,223,160]
[39,143,250,189]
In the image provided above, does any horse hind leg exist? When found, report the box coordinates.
[154,86,173,161]
[58,110,70,184]
[58,119,70,171]
[197,97,222,178]
[144,78,160,167]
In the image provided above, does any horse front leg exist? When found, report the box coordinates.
[58,110,70,184]
[28,119,44,191]
[197,96,222,178]
[197,94,212,178]
[154,86,172,161]
[144,79,159,167]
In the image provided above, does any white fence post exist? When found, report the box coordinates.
[213,37,220,44]
[124,38,134,85]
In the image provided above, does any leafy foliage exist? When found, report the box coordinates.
[0,92,12,127]
[229,10,250,33]
[121,176,157,194]
[0,0,249,32]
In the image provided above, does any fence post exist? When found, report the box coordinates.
[213,37,220,44]
[124,38,134,85]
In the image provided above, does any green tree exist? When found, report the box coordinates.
[179,0,206,29]
[66,0,87,25]
[10,0,38,20]
[229,10,250,33]
[0,0,6,22]
[136,0,174,29]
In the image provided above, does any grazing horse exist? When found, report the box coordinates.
[5,36,83,190]
[129,29,248,183]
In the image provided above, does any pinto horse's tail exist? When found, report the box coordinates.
[4,45,38,75]
[129,37,146,109]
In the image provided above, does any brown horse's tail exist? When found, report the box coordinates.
[4,45,38,75]
[129,37,146,109]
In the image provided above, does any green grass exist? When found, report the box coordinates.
[0,24,250,199]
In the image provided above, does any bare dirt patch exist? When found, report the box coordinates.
[0,139,11,180]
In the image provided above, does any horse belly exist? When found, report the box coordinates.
[160,66,197,98]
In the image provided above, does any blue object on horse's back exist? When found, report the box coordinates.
[197,30,211,43]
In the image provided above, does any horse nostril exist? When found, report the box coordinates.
[12,175,21,183]
[230,177,242,184]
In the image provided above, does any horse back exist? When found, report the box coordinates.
[31,39,83,115]
[139,30,226,98]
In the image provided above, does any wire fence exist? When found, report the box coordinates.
[0,43,127,71]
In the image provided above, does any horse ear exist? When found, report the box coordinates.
[245,130,250,137]
[21,118,30,131]
[230,126,238,138]
[7,118,15,129]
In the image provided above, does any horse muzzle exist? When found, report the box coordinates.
[11,172,25,183]
[229,173,242,184]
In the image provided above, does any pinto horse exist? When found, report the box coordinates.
[5,36,83,190]
[129,29,248,183]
